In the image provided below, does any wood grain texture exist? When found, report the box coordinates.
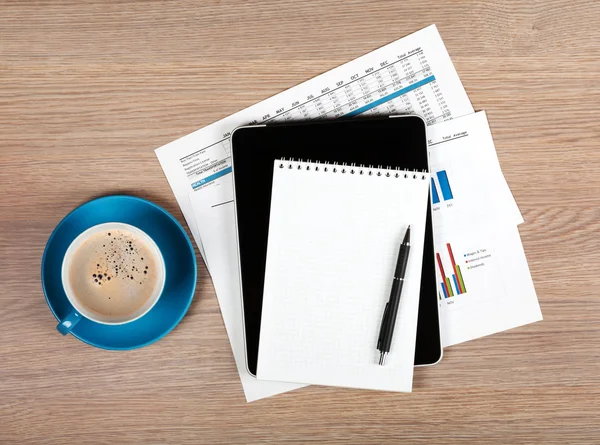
[1,0,600,443]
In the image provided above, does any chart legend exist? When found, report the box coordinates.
[436,243,467,299]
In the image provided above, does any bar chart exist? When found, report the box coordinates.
[431,170,454,204]
[436,243,467,299]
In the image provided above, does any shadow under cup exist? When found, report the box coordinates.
[58,222,166,334]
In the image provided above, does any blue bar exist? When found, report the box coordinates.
[441,282,449,299]
[436,170,454,200]
[191,166,233,189]
[452,274,460,295]
[345,75,436,117]
[431,178,440,204]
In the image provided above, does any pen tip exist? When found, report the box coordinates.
[403,226,411,244]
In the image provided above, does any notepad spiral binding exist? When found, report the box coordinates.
[277,159,428,180]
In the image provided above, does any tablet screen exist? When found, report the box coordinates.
[231,117,442,375]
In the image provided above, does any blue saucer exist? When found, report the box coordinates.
[41,195,197,350]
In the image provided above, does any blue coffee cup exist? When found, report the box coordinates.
[42,195,197,350]
[57,222,167,334]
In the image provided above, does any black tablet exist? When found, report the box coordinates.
[231,117,442,375]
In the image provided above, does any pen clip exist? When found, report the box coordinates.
[377,302,390,350]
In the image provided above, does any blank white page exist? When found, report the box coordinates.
[257,160,431,392]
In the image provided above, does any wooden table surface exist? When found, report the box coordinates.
[2,1,600,443]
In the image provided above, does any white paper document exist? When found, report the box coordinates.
[156,24,473,264]
[190,179,305,402]
[435,225,542,347]
[427,111,524,229]
[257,161,430,392]
[153,23,538,399]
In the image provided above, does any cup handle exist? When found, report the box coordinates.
[57,310,82,335]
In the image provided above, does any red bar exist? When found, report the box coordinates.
[436,252,451,298]
[446,243,464,294]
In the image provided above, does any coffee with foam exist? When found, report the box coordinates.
[63,223,164,324]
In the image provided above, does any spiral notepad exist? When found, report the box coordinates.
[256,159,431,392]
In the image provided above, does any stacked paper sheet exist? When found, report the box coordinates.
[155,24,542,402]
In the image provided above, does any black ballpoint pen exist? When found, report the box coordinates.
[377,225,411,366]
